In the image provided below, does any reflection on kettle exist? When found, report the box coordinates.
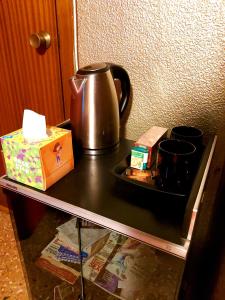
[69,62,131,155]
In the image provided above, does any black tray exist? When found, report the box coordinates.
[112,145,205,201]
[112,155,188,198]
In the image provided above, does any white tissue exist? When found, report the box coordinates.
[22,109,48,142]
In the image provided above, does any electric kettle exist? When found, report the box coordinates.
[69,62,130,154]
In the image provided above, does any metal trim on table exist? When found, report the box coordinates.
[0,175,188,259]
[186,136,217,241]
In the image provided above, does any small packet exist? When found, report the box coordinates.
[125,167,153,184]
[130,145,149,170]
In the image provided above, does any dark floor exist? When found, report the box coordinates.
[210,241,225,300]
[0,209,29,299]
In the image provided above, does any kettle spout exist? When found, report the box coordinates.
[69,76,86,96]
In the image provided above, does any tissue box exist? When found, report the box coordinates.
[134,126,168,168]
[1,126,74,191]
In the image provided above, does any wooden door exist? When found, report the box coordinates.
[0,0,74,207]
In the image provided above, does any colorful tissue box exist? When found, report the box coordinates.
[1,126,74,191]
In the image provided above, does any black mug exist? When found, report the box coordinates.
[171,126,203,151]
[156,139,196,193]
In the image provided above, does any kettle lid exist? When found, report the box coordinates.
[77,63,109,75]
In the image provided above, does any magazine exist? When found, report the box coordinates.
[36,256,80,285]
[37,218,162,299]
[56,217,110,251]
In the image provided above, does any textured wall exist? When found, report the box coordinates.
[76,0,225,140]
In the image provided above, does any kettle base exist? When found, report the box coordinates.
[83,143,119,156]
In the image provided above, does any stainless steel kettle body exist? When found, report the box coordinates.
[69,63,130,154]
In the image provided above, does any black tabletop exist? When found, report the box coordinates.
[1,136,216,258]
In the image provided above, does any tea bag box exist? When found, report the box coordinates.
[134,126,168,169]
[1,127,74,191]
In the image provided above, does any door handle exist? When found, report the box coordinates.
[29,31,51,50]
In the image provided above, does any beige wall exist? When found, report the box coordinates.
[76,0,225,141]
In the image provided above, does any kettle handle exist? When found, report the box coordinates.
[109,64,131,117]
